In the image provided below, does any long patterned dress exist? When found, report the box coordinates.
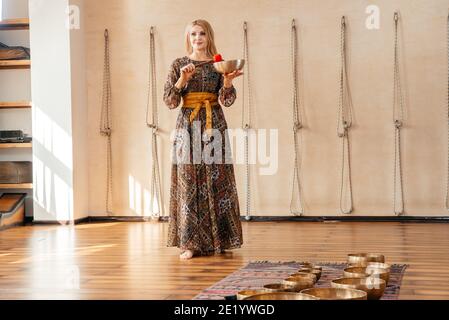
[164,56,243,255]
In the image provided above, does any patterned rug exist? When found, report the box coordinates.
[194,261,408,300]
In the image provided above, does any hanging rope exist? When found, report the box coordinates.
[337,16,353,215]
[290,19,304,216]
[393,12,404,216]
[146,26,164,219]
[446,12,449,210]
[242,21,252,221]
[100,29,113,215]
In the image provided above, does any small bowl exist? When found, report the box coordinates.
[288,272,318,284]
[282,277,315,291]
[297,267,322,281]
[347,253,385,267]
[299,262,322,269]
[344,266,390,284]
[263,283,296,293]
[301,287,367,300]
[331,277,386,300]
[236,289,267,300]
[299,262,314,268]
[213,59,245,74]
[243,292,319,300]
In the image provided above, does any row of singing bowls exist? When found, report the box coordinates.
[261,263,321,294]
[348,253,385,267]
[237,264,319,299]
[331,277,386,300]
[238,259,384,300]
[242,288,368,300]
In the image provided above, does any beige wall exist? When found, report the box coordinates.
[85,0,449,217]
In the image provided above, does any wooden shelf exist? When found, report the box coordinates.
[0,19,29,31]
[0,143,32,149]
[0,183,32,189]
[0,60,31,69]
[0,101,31,109]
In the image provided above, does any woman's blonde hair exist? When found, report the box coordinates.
[185,19,218,58]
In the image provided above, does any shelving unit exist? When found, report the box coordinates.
[0,101,31,109]
[0,12,33,227]
[0,59,31,69]
[0,183,32,189]
[0,18,30,31]
[0,143,32,149]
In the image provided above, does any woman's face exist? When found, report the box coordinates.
[189,25,208,52]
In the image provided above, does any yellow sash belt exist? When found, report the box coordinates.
[182,92,218,131]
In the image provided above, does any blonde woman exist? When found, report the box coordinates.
[164,19,243,260]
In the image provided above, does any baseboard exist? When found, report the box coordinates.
[239,216,449,223]
[30,217,90,225]
[87,216,159,223]
[26,215,449,225]
[161,215,449,223]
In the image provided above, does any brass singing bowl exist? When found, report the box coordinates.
[367,262,391,272]
[282,277,315,291]
[213,59,245,74]
[243,292,319,300]
[299,262,314,268]
[288,272,318,284]
[237,289,268,300]
[299,262,322,269]
[301,287,367,300]
[297,267,322,281]
[331,277,386,300]
[347,253,385,266]
[263,283,296,293]
[344,266,390,284]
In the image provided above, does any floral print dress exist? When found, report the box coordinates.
[164,56,243,255]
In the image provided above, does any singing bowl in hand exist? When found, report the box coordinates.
[213,59,245,74]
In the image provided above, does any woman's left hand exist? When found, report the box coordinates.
[223,69,244,88]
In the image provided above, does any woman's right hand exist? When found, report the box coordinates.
[179,63,196,84]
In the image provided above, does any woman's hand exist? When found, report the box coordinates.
[180,63,196,83]
[223,69,243,88]
[175,63,196,90]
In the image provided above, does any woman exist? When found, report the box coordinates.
[164,19,243,260]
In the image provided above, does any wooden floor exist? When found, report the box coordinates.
[0,221,449,300]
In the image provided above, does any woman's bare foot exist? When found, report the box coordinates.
[180,250,194,260]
